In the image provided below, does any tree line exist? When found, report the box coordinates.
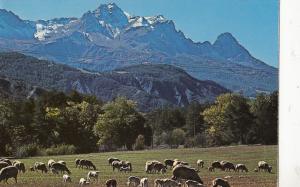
[0,90,278,157]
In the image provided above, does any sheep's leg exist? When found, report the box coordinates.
[15,176,17,183]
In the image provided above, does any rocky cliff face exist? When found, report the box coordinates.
[0,53,229,111]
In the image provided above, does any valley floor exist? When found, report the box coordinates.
[1,145,277,187]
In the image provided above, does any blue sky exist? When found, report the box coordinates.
[0,0,279,67]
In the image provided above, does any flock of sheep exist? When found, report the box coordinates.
[0,157,273,186]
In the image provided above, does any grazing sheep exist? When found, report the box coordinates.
[212,178,230,187]
[235,164,248,172]
[50,163,71,174]
[75,159,80,168]
[48,159,56,168]
[258,161,272,173]
[106,179,117,187]
[123,161,132,171]
[220,161,228,171]
[87,171,100,182]
[29,167,34,171]
[0,159,12,166]
[34,162,48,173]
[0,166,18,183]
[196,160,204,169]
[108,157,120,165]
[50,168,59,175]
[127,176,140,187]
[112,161,123,171]
[211,161,223,171]
[140,178,148,187]
[120,166,131,173]
[57,160,66,166]
[63,174,71,182]
[79,178,90,186]
[172,165,203,184]
[13,161,25,173]
[185,180,204,187]
[208,166,214,172]
[0,162,9,170]
[153,163,167,174]
[79,160,97,170]
[145,160,160,173]
[164,159,175,169]
[112,160,132,172]
[222,162,235,172]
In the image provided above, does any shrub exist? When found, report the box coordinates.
[134,135,145,150]
[184,137,196,148]
[15,144,40,158]
[171,128,186,147]
[45,144,77,156]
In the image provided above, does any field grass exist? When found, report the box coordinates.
[1,145,277,187]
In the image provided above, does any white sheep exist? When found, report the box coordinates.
[196,160,204,169]
[48,159,55,168]
[139,178,148,187]
[87,171,100,182]
[79,178,90,186]
[63,174,71,182]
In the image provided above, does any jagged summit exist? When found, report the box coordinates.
[93,3,128,29]
[0,3,278,96]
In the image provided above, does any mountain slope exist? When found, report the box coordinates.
[0,76,45,100]
[0,3,278,96]
[0,53,229,111]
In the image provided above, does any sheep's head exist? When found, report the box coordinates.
[268,166,272,173]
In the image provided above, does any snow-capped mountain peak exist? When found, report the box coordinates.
[128,16,149,28]
[0,3,278,96]
[93,3,128,29]
[145,15,166,25]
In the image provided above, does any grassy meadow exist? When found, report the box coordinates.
[0,145,277,187]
